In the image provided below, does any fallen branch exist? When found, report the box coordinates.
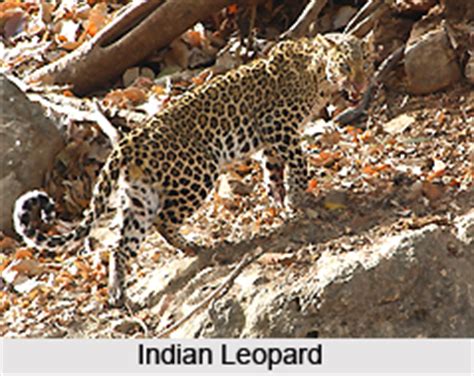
[156,249,263,338]
[344,0,383,36]
[28,0,234,95]
[346,2,390,38]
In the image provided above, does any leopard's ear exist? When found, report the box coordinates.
[362,30,376,58]
[317,34,338,50]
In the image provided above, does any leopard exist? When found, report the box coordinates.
[14,32,372,307]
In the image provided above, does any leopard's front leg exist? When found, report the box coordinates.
[261,148,286,207]
[261,133,309,211]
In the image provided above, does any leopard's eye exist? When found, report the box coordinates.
[340,62,351,73]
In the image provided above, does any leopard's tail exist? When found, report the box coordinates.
[13,190,97,251]
[13,154,121,252]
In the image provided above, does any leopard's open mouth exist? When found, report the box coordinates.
[342,86,363,104]
[343,78,367,104]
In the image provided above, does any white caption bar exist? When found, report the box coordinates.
[1,338,472,374]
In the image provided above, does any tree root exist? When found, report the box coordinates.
[28,0,234,95]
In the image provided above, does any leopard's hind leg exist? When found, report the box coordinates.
[153,147,220,254]
[107,175,160,307]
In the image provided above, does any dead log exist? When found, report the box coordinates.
[345,1,390,38]
[343,0,382,35]
[28,0,234,96]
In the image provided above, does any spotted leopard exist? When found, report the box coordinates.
[14,33,372,306]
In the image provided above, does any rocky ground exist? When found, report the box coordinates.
[0,0,472,338]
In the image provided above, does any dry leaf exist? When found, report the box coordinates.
[306,178,318,192]
[10,259,43,276]
[0,292,11,313]
[258,252,295,266]
[227,4,238,15]
[427,159,446,181]
[345,125,362,135]
[435,110,446,125]
[152,84,166,95]
[266,207,278,218]
[191,70,212,86]
[186,30,203,47]
[448,178,460,188]
[85,2,108,37]
[0,258,11,273]
[310,151,341,167]
[0,1,26,13]
[320,131,341,146]
[361,130,374,143]
[62,89,75,97]
[362,164,389,176]
[14,248,34,260]
[57,19,79,43]
[122,87,147,104]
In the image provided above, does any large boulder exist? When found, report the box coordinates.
[0,74,64,236]
[465,54,474,85]
[404,28,462,94]
[131,210,474,337]
[393,0,437,14]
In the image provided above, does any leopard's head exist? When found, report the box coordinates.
[316,33,374,101]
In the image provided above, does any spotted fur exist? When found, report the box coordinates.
[14,33,371,306]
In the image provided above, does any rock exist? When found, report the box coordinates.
[132,211,474,337]
[441,0,474,21]
[112,319,145,335]
[465,54,474,85]
[373,15,414,62]
[140,67,155,81]
[393,0,437,14]
[404,28,462,94]
[188,47,215,69]
[454,209,474,246]
[383,114,415,135]
[0,74,64,236]
[332,6,357,30]
[122,67,155,88]
[122,66,140,87]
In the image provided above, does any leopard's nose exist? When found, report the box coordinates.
[352,69,368,94]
